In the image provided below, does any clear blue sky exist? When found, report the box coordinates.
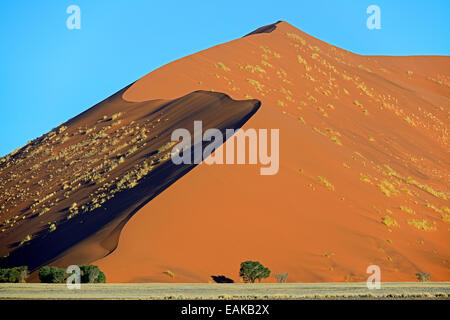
[1,0,449,156]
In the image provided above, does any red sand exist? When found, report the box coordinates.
[94,22,449,282]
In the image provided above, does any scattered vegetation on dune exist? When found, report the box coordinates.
[441,214,450,223]
[19,234,32,247]
[317,176,335,191]
[247,79,264,92]
[360,174,371,184]
[382,215,398,228]
[163,270,175,279]
[331,136,342,146]
[215,62,230,71]
[244,64,266,74]
[286,32,306,45]
[378,180,400,197]
[353,100,363,108]
[404,116,416,127]
[406,177,447,200]
[400,206,415,215]
[407,219,436,231]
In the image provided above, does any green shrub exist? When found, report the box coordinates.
[39,265,106,283]
[79,265,106,283]
[39,266,66,283]
[0,266,29,283]
[416,271,431,282]
[239,261,271,283]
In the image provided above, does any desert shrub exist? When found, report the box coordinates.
[79,265,106,283]
[39,266,66,283]
[239,261,271,283]
[416,271,431,282]
[0,266,29,283]
[163,270,175,279]
[275,272,288,283]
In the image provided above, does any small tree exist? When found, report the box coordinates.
[275,272,288,283]
[239,261,270,283]
[39,266,66,283]
[416,271,431,282]
[0,266,29,283]
[80,265,106,283]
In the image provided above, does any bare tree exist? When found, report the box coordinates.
[275,272,288,283]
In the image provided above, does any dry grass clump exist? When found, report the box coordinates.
[286,32,306,45]
[48,223,56,232]
[245,65,266,74]
[296,55,311,71]
[404,116,416,126]
[260,60,273,68]
[378,180,399,197]
[382,215,398,228]
[215,62,230,71]
[67,202,79,220]
[19,234,31,247]
[247,79,264,92]
[360,174,371,183]
[441,214,450,223]
[163,270,175,279]
[111,112,123,121]
[317,176,334,191]
[331,136,342,146]
[406,177,447,200]
[353,100,363,108]
[400,206,415,214]
[407,219,436,231]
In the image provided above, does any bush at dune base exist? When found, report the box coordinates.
[0,266,29,283]
[39,265,106,283]
[39,266,66,283]
[80,265,106,283]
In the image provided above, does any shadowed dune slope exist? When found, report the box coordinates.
[97,21,449,282]
[0,90,260,277]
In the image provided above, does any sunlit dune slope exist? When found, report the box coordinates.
[98,21,449,282]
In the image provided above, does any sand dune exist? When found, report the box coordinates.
[0,21,449,283]
[100,22,450,282]
[0,90,259,279]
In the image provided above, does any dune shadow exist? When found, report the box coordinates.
[211,275,234,283]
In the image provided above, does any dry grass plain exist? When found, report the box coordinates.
[0,282,449,300]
